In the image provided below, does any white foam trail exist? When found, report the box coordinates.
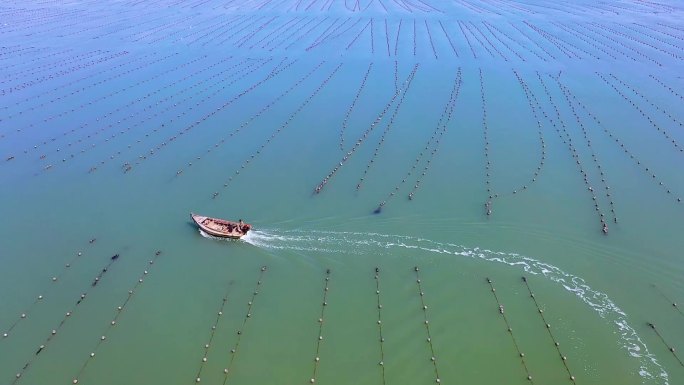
[243,229,668,385]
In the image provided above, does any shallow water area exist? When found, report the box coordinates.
[1,1,684,385]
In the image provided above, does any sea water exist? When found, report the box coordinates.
[0,1,683,385]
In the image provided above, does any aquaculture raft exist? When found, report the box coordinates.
[190,213,251,239]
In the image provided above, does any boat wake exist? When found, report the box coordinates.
[243,228,668,385]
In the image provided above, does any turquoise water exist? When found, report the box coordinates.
[1,1,684,384]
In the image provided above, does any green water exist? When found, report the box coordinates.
[1,1,683,385]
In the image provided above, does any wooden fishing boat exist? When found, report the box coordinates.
[190,213,251,239]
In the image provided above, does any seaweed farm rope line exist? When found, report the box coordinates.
[191,279,235,384]
[0,237,97,341]
[221,266,267,385]
[374,67,462,212]
[373,267,386,385]
[175,60,326,177]
[521,276,576,382]
[356,62,418,191]
[413,267,441,383]
[340,62,373,152]
[486,278,534,383]
[532,74,610,233]
[314,63,419,194]
[554,77,683,206]
[309,268,331,384]
[11,253,122,384]
[647,322,684,367]
[650,284,684,319]
[214,62,342,198]
[596,73,682,154]
[550,73,618,225]
[125,57,288,172]
[71,250,163,384]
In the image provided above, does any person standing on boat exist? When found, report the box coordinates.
[238,219,244,233]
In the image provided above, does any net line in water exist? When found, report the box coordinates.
[72,250,163,384]
[413,266,441,383]
[521,276,576,383]
[0,237,97,341]
[221,265,267,385]
[486,277,535,383]
[309,268,331,384]
[373,267,387,385]
[192,279,235,384]
[10,252,122,384]
[242,228,670,385]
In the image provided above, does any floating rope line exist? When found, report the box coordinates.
[123,57,291,172]
[470,22,509,60]
[0,50,104,86]
[412,19,417,56]
[17,52,188,156]
[523,21,575,59]
[424,20,438,59]
[582,23,661,66]
[309,268,332,384]
[650,284,684,319]
[461,21,495,58]
[554,76,683,206]
[521,276,576,382]
[356,63,418,191]
[214,62,341,198]
[531,73,610,233]
[189,280,235,383]
[384,20,391,56]
[647,322,684,367]
[394,19,402,57]
[175,60,325,177]
[551,22,620,60]
[0,52,156,129]
[1,238,97,341]
[221,266,267,385]
[0,51,128,97]
[564,23,639,62]
[649,74,684,102]
[457,21,477,58]
[51,56,240,167]
[305,18,345,51]
[543,72,617,225]
[373,267,387,385]
[508,22,556,60]
[596,73,682,154]
[592,22,683,61]
[311,18,365,51]
[486,278,535,383]
[437,21,458,57]
[283,17,330,51]
[609,73,684,129]
[373,68,461,212]
[11,253,122,384]
[618,24,684,55]
[268,17,320,52]
[637,23,684,44]
[340,62,373,151]
[532,22,600,60]
[480,22,524,61]
[413,267,441,383]
[346,19,372,51]
[314,64,419,195]
[71,250,163,384]
[480,69,493,216]
[106,58,266,170]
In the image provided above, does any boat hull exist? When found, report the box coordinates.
[190,213,250,239]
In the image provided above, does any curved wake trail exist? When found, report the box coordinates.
[240,228,669,385]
